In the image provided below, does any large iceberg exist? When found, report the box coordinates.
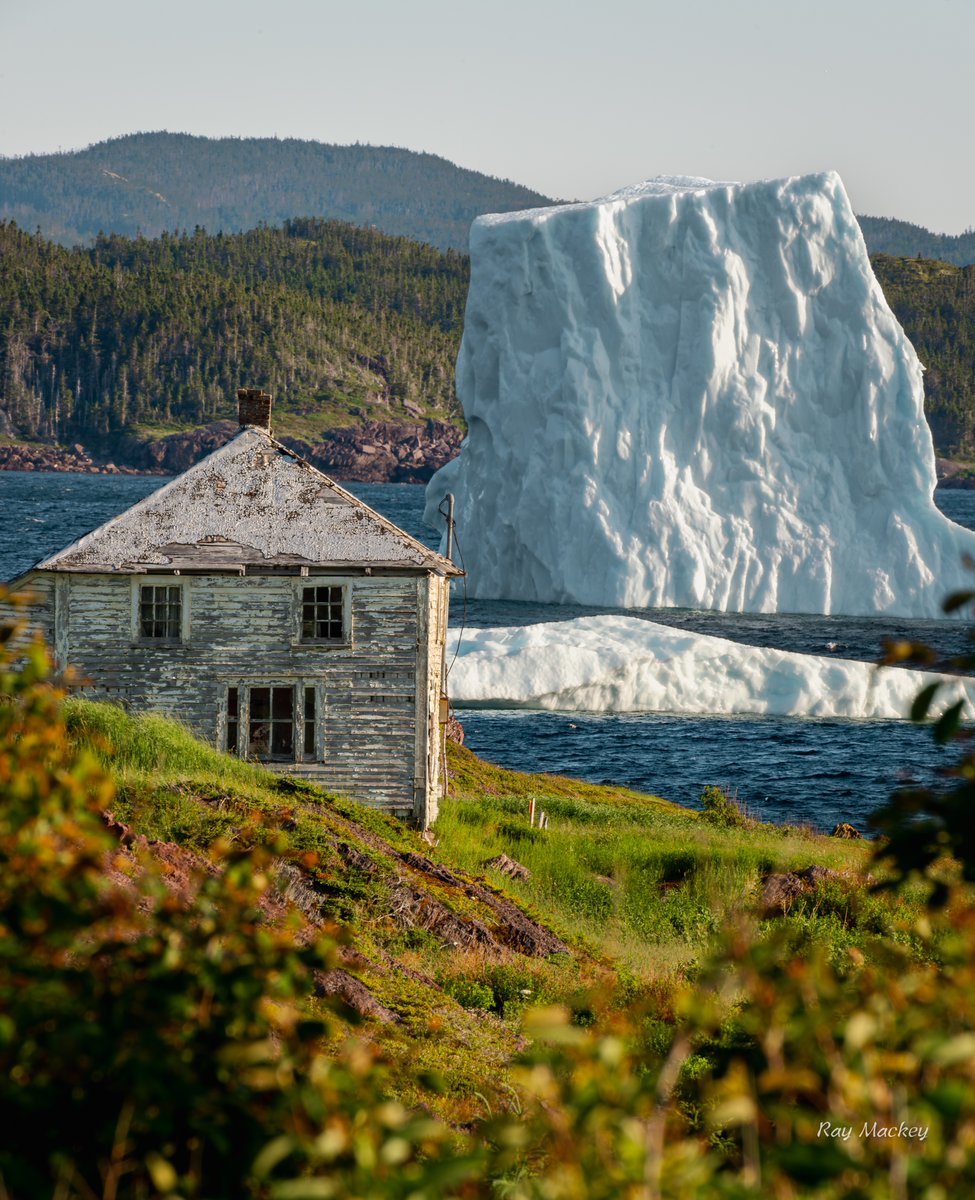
[427,172,975,617]
[448,615,975,720]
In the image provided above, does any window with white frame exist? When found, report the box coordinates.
[137,582,185,641]
[300,584,345,642]
[225,684,318,763]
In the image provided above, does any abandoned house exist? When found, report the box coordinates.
[9,390,462,828]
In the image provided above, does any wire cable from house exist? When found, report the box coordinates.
[443,510,467,681]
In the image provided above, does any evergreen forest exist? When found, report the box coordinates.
[871,254,975,456]
[0,133,556,253]
[0,218,469,449]
[3,218,975,460]
[857,215,975,268]
[3,133,975,265]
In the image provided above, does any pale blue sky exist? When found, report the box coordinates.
[2,0,971,233]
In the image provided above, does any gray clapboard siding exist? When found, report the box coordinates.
[1,577,56,661]
[23,568,450,821]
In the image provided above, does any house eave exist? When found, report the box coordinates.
[19,561,464,578]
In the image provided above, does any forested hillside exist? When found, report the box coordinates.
[871,254,975,456]
[0,133,557,252]
[0,218,468,450]
[859,216,975,267]
[2,217,975,469]
[3,133,974,267]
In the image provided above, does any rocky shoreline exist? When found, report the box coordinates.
[0,442,164,475]
[3,429,973,490]
[0,419,463,482]
[935,458,975,489]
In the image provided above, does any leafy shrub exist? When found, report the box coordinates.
[443,977,496,1011]
[484,963,541,1017]
[0,596,475,1199]
[699,784,750,828]
[9,588,975,1198]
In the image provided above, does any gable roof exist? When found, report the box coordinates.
[27,428,461,577]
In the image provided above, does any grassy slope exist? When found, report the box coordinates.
[65,699,899,1121]
[441,744,878,976]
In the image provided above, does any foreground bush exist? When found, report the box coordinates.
[4,591,975,1198]
[0,600,477,1198]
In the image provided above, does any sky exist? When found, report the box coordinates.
[2,0,972,234]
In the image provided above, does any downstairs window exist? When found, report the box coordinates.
[225,685,318,762]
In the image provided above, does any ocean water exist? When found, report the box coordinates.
[3,471,974,831]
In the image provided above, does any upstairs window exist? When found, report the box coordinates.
[301,585,344,642]
[139,584,182,640]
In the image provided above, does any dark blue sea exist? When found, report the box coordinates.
[4,471,975,832]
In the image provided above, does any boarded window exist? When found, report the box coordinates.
[139,584,182,639]
[301,585,344,641]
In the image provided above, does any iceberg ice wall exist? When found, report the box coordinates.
[447,615,975,720]
[427,173,975,617]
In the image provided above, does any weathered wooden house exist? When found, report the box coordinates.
[10,391,461,828]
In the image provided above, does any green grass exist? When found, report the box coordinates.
[64,701,888,978]
[437,743,878,976]
[59,697,920,1120]
[64,699,272,843]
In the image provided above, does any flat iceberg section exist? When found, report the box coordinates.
[427,171,975,617]
[447,615,975,720]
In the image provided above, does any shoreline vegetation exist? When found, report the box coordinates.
[5,216,975,482]
[0,417,463,482]
[4,436,975,488]
[4,601,975,1195]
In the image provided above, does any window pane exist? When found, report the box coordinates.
[301,602,316,639]
[249,721,269,756]
[139,584,181,639]
[272,687,294,720]
[226,687,239,755]
[251,688,270,719]
[303,687,316,756]
[300,585,344,640]
[271,720,294,756]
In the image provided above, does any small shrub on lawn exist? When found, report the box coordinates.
[443,977,496,1011]
[699,784,751,828]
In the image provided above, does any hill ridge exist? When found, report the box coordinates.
[0,131,559,252]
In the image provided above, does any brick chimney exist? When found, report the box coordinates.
[237,388,273,432]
